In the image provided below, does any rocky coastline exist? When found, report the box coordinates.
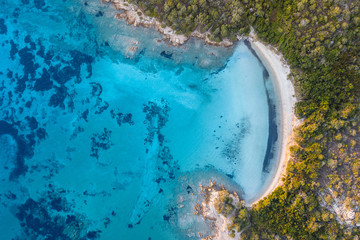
[194,181,250,240]
[102,0,234,47]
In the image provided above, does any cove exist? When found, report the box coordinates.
[0,0,280,239]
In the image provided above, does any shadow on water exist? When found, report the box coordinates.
[243,39,279,173]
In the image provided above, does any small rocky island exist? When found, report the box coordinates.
[195,181,250,239]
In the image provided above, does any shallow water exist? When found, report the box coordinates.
[0,0,278,239]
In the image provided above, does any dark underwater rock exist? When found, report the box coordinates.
[94,99,109,115]
[49,86,68,109]
[25,116,38,130]
[160,51,172,59]
[34,0,45,9]
[90,128,113,159]
[18,46,37,78]
[0,18,7,34]
[90,82,102,97]
[81,109,89,122]
[110,109,134,127]
[0,121,30,180]
[34,68,53,91]
[16,194,101,240]
[9,40,18,60]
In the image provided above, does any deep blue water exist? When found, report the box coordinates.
[0,1,279,239]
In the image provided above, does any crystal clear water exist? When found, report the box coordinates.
[0,1,278,239]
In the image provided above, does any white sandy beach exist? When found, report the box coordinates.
[247,32,298,205]
[104,0,298,206]
[198,41,298,236]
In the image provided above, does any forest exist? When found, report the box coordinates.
[122,0,360,239]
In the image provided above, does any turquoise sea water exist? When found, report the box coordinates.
[0,1,279,239]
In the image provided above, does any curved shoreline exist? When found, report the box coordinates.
[103,0,298,206]
[247,34,298,206]
[243,39,279,174]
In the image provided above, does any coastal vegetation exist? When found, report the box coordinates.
[214,190,235,217]
[118,0,360,238]
[199,185,251,238]
[214,189,250,236]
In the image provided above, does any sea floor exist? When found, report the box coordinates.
[0,1,278,239]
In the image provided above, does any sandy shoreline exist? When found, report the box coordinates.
[247,32,298,206]
[103,0,298,206]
